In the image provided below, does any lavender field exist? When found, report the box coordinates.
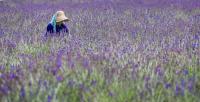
[0,0,200,102]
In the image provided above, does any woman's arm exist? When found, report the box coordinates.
[46,23,54,36]
[61,24,69,33]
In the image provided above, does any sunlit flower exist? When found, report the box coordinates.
[175,69,181,75]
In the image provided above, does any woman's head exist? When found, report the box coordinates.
[55,11,70,23]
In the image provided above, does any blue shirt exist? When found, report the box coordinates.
[46,23,69,36]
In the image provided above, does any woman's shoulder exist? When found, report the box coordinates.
[47,23,54,32]
[47,23,53,28]
[61,23,67,28]
[47,23,54,31]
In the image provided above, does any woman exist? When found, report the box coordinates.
[46,10,70,36]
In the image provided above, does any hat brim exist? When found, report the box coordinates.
[56,17,70,23]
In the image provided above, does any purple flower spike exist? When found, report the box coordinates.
[175,69,181,75]
[67,80,75,87]
[182,69,189,75]
[0,65,5,70]
[144,76,150,82]
[20,87,26,98]
[192,43,199,50]
[76,51,82,60]
[56,58,62,69]
[175,83,184,96]
[48,95,52,102]
[0,28,4,36]
[79,84,84,90]
[175,84,181,96]
[52,68,58,76]
[56,75,63,82]
[68,60,75,69]
[91,80,97,86]
[165,83,172,89]
[56,50,64,69]
[0,85,10,95]
[109,91,114,97]
[187,76,195,93]
[155,65,163,77]
[188,81,194,93]
[9,72,16,79]
[82,58,90,69]
[194,34,199,40]
[10,65,16,71]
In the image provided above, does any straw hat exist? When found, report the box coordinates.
[56,11,70,23]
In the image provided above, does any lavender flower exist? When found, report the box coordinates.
[55,58,62,69]
[194,34,199,40]
[20,87,26,98]
[0,28,4,36]
[155,65,163,77]
[175,69,181,75]
[82,57,90,69]
[192,43,199,49]
[79,84,87,92]
[0,85,10,95]
[188,80,194,93]
[91,80,97,86]
[175,83,184,96]
[164,83,172,89]
[47,95,52,102]
[0,65,5,70]
[56,50,64,69]
[51,68,58,76]
[9,72,16,79]
[10,65,16,71]
[181,79,185,87]
[28,61,35,71]
[76,51,82,60]
[139,91,144,99]
[68,60,75,69]
[182,69,189,75]
[175,84,181,96]
[79,83,84,89]
[38,79,43,87]
[67,80,75,87]
[144,76,150,82]
[187,76,195,93]
[108,91,114,97]
[56,75,63,82]
[131,30,137,38]
[6,40,16,50]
